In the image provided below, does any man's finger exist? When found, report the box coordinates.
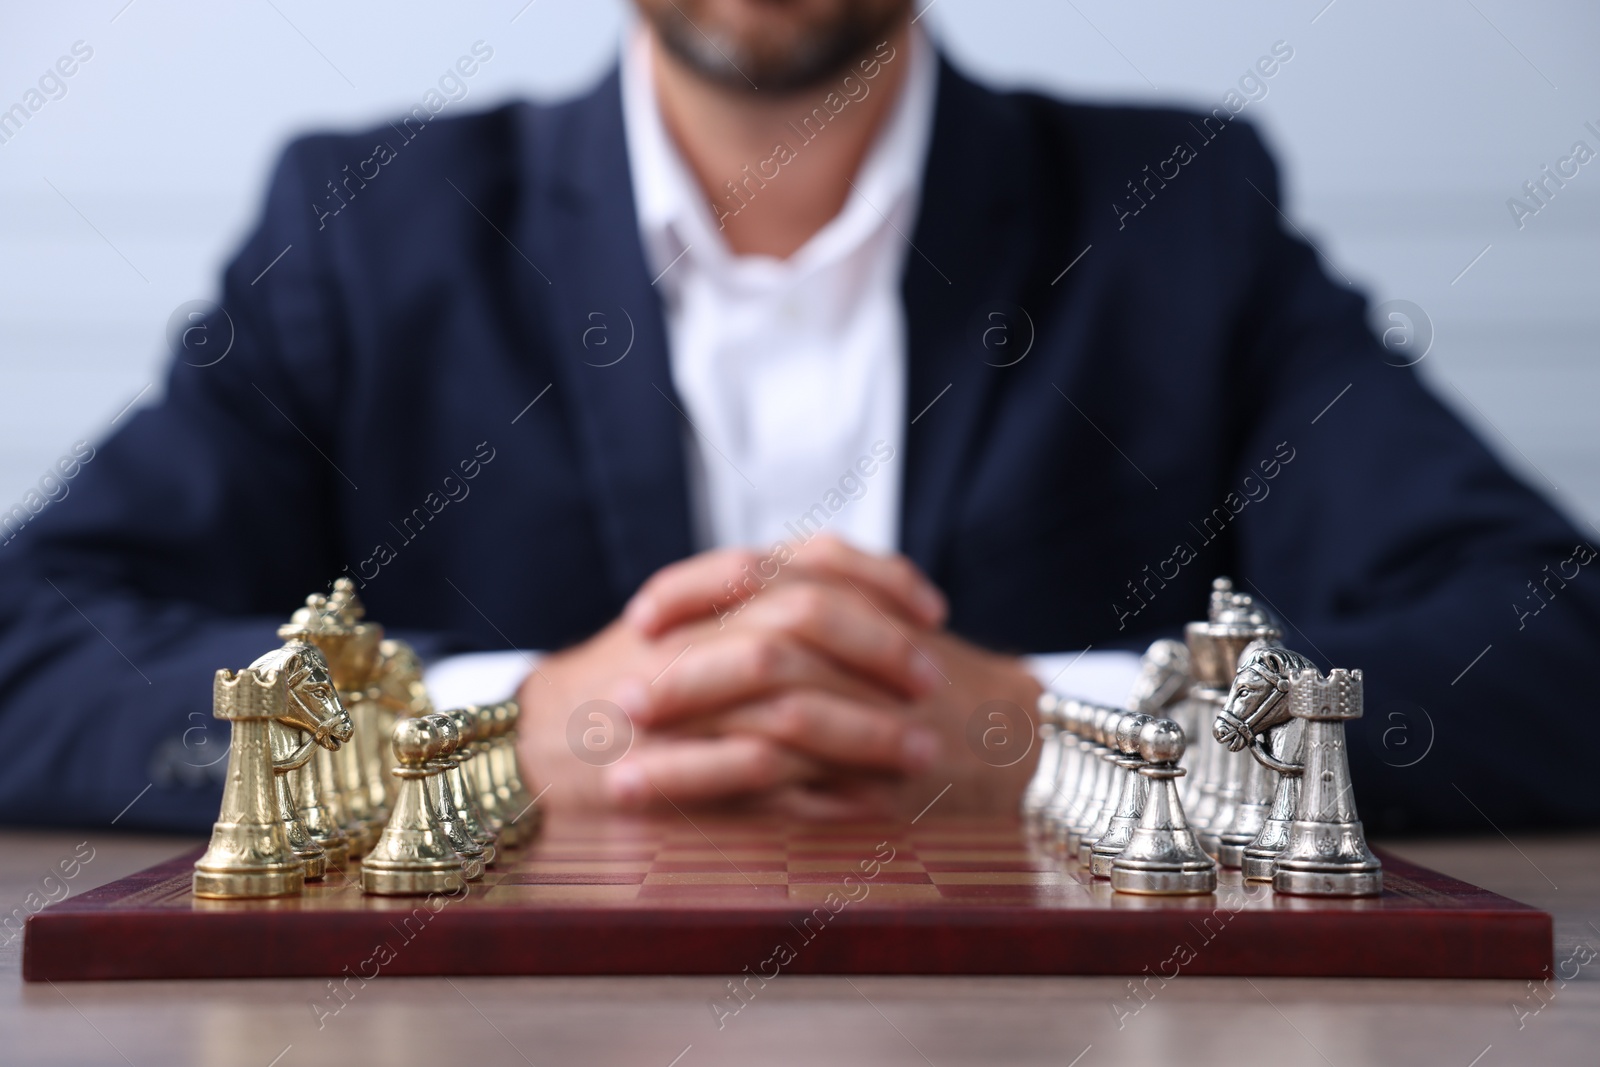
[712,690,941,774]
[733,582,943,698]
[624,536,945,635]
[614,632,894,728]
[602,736,820,809]
[790,534,947,624]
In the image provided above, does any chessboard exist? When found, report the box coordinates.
[23,814,1550,982]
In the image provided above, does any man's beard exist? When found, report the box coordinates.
[644,2,907,94]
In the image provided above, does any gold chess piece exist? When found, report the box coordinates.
[194,642,354,899]
[422,713,488,879]
[489,700,540,846]
[465,706,507,841]
[279,580,384,854]
[269,715,327,880]
[441,708,498,866]
[362,716,470,896]
[368,637,433,814]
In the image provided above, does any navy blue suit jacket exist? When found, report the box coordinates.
[2,60,1595,834]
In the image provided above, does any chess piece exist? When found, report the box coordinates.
[1110,718,1217,895]
[1210,644,1313,871]
[369,637,433,813]
[363,716,470,896]
[490,700,541,844]
[1040,700,1087,843]
[1241,714,1306,881]
[1272,668,1383,896]
[283,721,351,872]
[1088,713,1152,877]
[1126,638,1193,806]
[1080,712,1147,867]
[465,705,508,840]
[1126,639,1191,716]
[194,642,354,899]
[1183,578,1281,838]
[442,707,498,867]
[268,716,327,881]
[279,581,384,854]
[1063,707,1117,858]
[423,713,488,877]
[1022,692,1062,821]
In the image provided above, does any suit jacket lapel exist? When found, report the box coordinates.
[508,61,1051,599]
[513,73,695,603]
[900,60,1048,578]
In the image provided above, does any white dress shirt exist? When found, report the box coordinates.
[424,29,1139,711]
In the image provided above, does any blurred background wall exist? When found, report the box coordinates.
[2,0,1596,530]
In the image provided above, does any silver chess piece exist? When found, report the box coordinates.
[1126,639,1191,717]
[1088,713,1153,877]
[1183,578,1281,843]
[1110,718,1217,895]
[1211,644,1313,868]
[1080,712,1149,867]
[1023,691,1063,822]
[1064,707,1119,858]
[1271,667,1383,896]
[1041,700,1089,846]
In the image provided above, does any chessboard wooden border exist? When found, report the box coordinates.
[23,846,1551,981]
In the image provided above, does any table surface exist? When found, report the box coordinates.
[2,828,1596,1067]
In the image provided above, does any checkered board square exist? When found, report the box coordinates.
[22,816,1552,981]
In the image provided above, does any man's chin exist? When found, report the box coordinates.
[642,0,909,94]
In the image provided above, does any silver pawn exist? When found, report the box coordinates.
[1080,712,1148,867]
[1110,718,1217,895]
[1064,708,1118,858]
[1089,713,1153,877]
[1022,692,1062,822]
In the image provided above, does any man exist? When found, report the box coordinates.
[0,0,1594,834]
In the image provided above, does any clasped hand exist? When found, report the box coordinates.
[516,536,1041,818]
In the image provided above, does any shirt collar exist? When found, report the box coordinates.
[621,24,938,282]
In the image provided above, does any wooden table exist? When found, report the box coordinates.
[2,829,1595,1066]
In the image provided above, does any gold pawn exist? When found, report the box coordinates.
[362,717,469,896]
[494,700,541,845]
[442,708,498,866]
[423,713,487,880]
[466,705,507,841]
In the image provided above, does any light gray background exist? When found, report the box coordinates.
[2,0,1596,530]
